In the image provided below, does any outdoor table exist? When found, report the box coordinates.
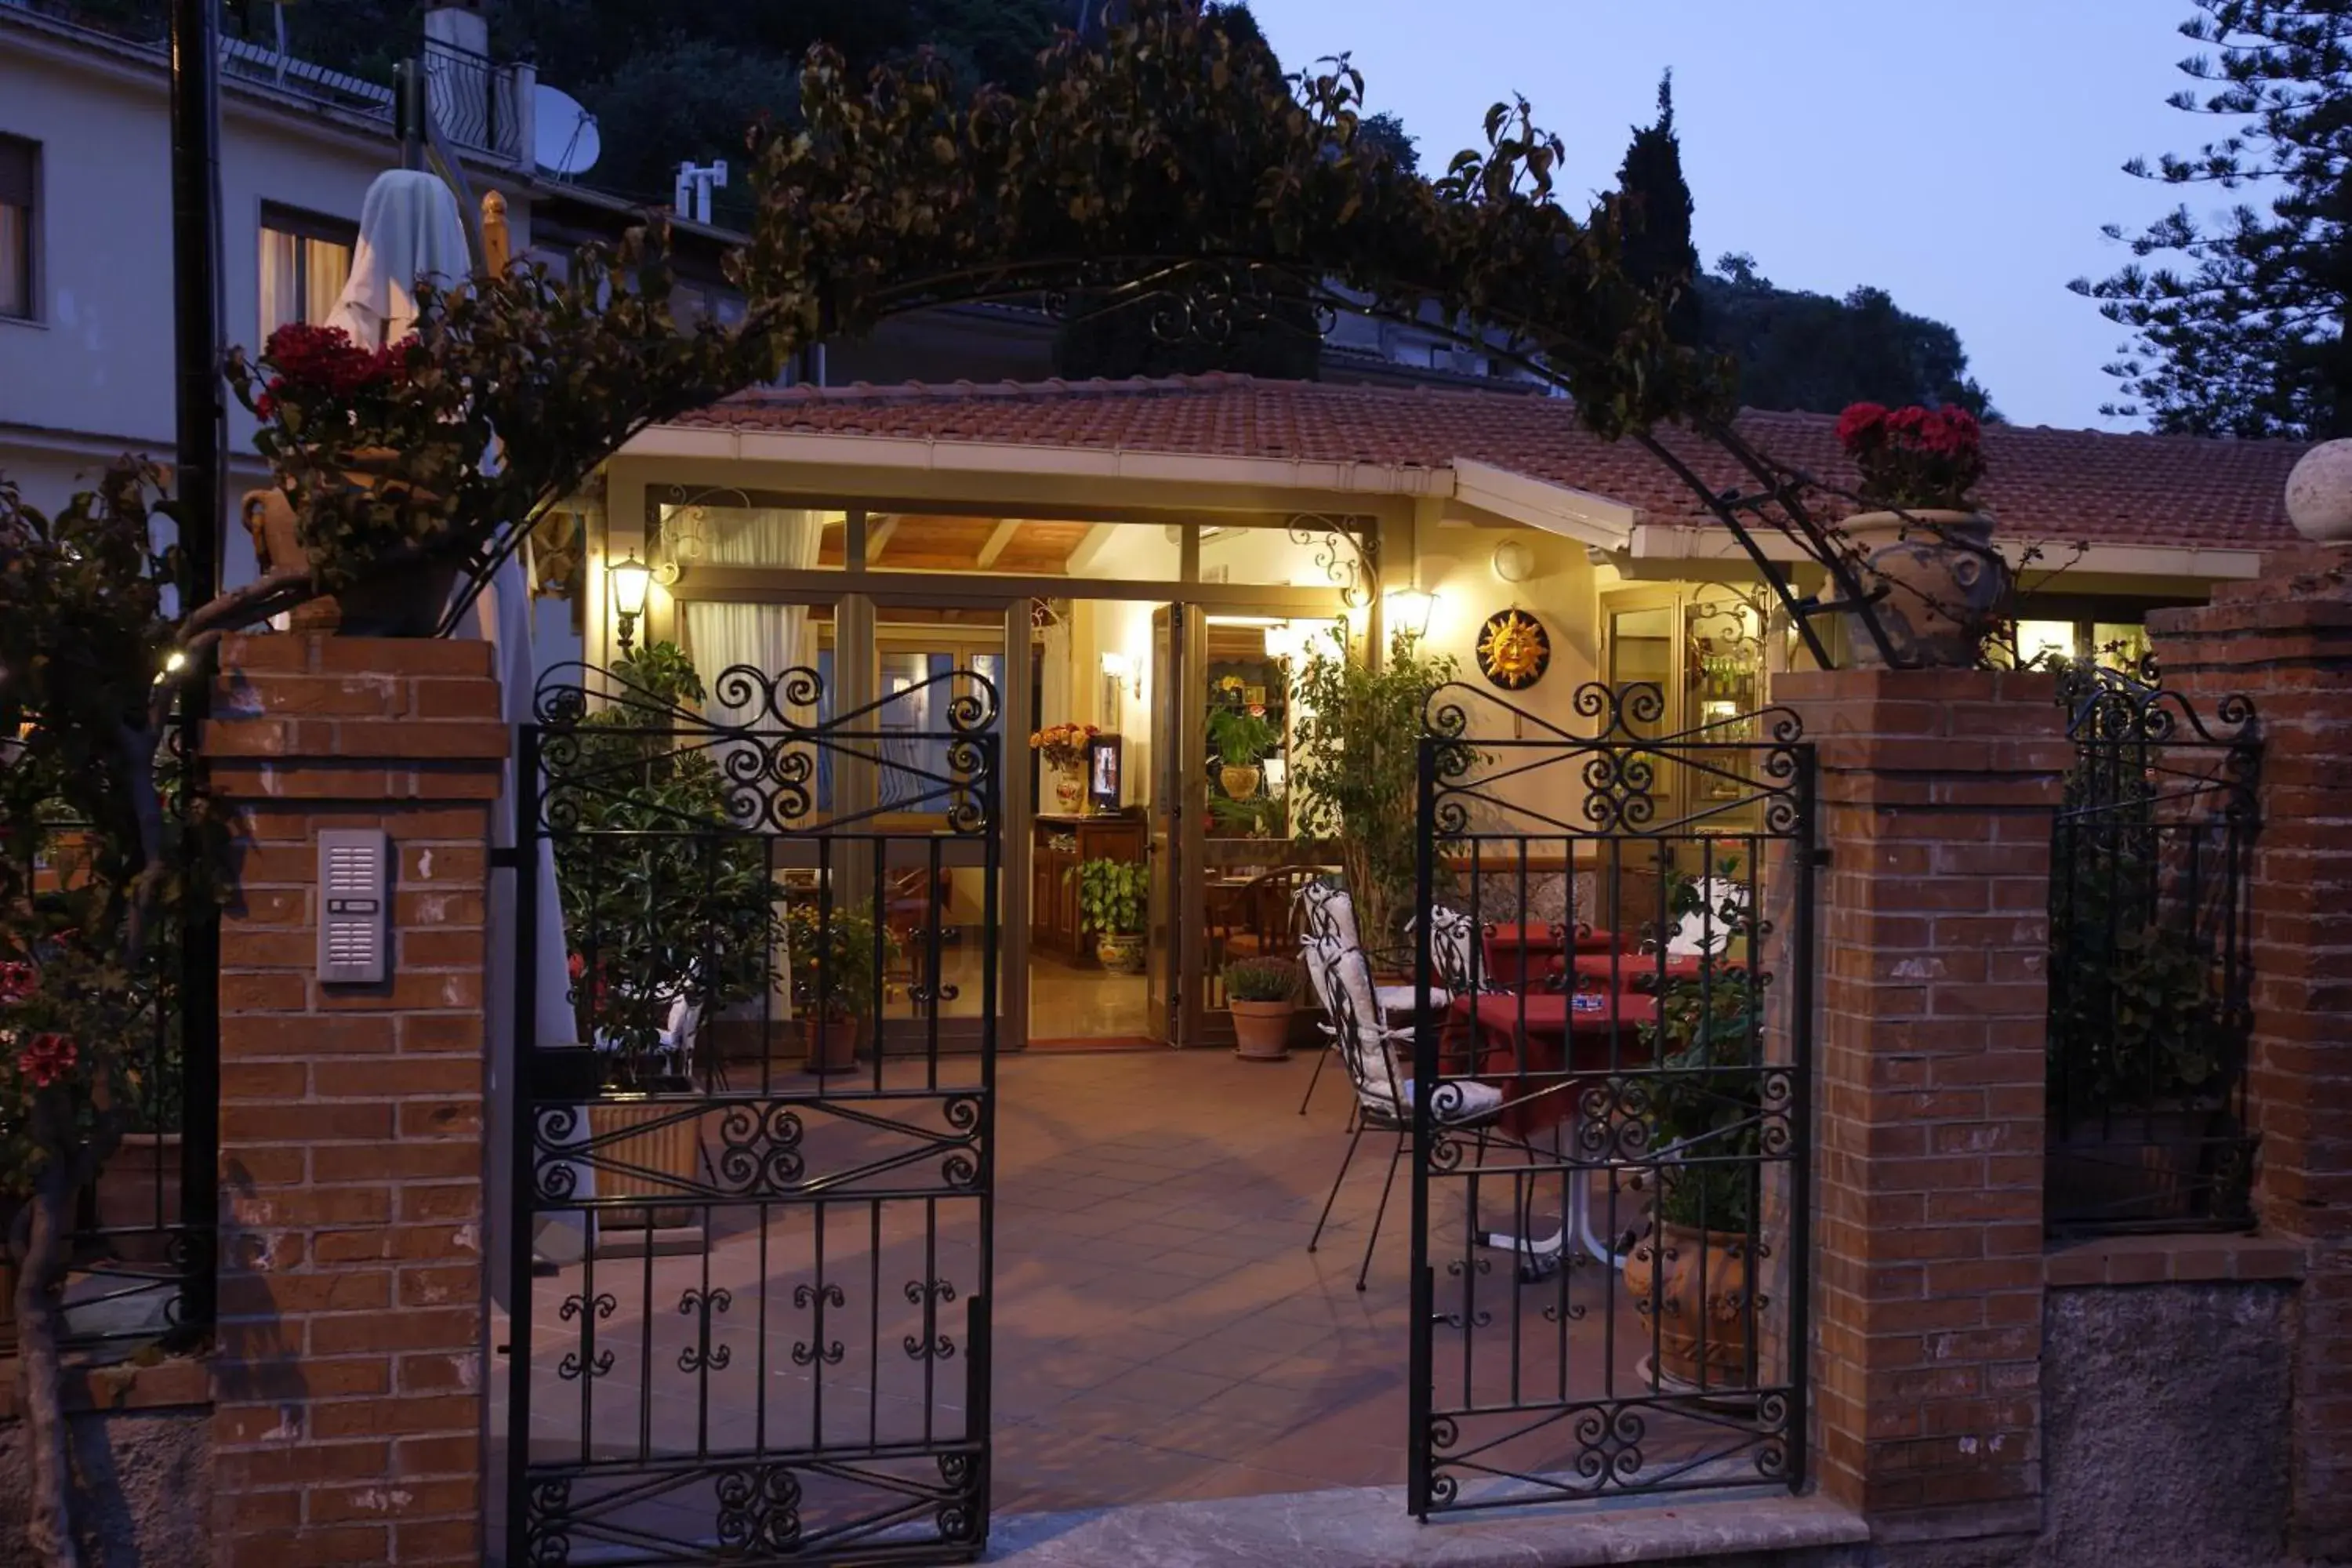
[1565,951,1719,989]
[1478,923,1619,989]
[1449,989,1660,1276]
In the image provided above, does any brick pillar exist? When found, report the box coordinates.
[2150,548,2352,1560]
[205,634,506,1567]
[1773,668,2067,1543]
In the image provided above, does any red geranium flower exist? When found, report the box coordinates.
[0,960,34,1004]
[16,1032,77,1089]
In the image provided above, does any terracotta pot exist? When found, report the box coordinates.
[586,1099,705,1232]
[238,452,462,637]
[1054,769,1086,814]
[1096,934,1146,975]
[0,1254,15,1359]
[1840,510,2009,669]
[800,1010,866,1075]
[1623,1219,1759,1392]
[1218,764,1261,800]
[1231,999,1294,1061]
[94,1131,182,1266]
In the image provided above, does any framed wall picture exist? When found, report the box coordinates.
[1088,733,1123,809]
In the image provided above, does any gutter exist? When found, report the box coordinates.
[1627,522,2268,581]
[623,424,1456,502]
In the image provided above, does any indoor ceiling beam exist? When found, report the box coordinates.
[975,518,1022,568]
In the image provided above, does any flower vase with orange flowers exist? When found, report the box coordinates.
[1030,722,1099,814]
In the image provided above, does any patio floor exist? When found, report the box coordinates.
[505,1047,1722,1548]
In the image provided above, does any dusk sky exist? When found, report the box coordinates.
[1250,0,2226,432]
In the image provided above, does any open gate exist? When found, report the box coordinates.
[505,660,1001,1565]
[1408,681,1813,1513]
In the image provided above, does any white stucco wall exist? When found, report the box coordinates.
[0,16,528,573]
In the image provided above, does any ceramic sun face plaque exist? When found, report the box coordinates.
[1476,607,1552,691]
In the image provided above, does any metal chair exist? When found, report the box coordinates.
[1302,936,1504,1292]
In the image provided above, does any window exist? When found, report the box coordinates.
[0,136,36,321]
[259,205,357,335]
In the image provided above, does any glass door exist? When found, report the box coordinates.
[1145,605,1183,1047]
[863,606,1012,1055]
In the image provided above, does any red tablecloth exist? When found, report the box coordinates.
[1478,923,1619,987]
[1566,951,1718,988]
[1450,991,1659,1138]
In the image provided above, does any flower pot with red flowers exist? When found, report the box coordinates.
[234,322,470,637]
[1832,402,2008,668]
[1224,956,1301,1061]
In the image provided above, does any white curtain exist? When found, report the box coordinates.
[691,506,823,569]
[685,593,818,1027]
[1040,612,1073,734]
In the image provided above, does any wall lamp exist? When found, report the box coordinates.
[1386,586,1438,643]
[609,551,653,655]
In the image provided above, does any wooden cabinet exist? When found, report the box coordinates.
[1033,813,1145,961]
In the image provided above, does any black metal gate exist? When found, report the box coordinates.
[2046,662,2259,1235]
[1408,681,1812,1513]
[506,659,1001,1565]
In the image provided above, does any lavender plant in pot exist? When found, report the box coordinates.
[1225,956,1301,1061]
[1834,402,2007,668]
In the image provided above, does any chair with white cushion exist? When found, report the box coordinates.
[1303,936,1503,1292]
[1295,880,1453,1117]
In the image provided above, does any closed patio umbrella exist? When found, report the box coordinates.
[322,169,589,1299]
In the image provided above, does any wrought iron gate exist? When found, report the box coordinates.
[1408,682,1812,1514]
[506,660,1001,1565]
[2045,662,2259,1235]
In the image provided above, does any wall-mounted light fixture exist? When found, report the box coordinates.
[609,551,652,655]
[1386,586,1438,643]
[1492,539,1536,584]
[1099,650,1138,697]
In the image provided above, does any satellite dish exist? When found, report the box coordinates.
[532,84,601,178]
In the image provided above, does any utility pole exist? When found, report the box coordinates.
[166,0,223,1341]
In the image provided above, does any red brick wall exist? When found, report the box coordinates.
[205,635,506,1567]
[2151,548,2352,1561]
[1774,668,2068,1541]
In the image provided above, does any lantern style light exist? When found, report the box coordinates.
[1386,586,1437,642]
[609,551,653,654]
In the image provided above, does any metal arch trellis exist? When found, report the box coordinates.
[506,659,1003,1566]
[1405,679,1814,1516]
[2045,659,2260,1236]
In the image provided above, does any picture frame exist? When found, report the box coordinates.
[1087,733,1123,809]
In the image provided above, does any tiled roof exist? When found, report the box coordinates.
[672,375,2307,552]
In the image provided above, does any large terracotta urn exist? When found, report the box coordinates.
[1840,510,2009,669]
[1623,1219,1760,1393]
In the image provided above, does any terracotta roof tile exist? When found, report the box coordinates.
[671,376,2307,551]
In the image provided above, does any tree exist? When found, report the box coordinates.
[1606,78,1994,417]
[1362,111,1420,176]
[1614,71,1704,348]
[2073,2,2352,439]
[1700,254,2001,419]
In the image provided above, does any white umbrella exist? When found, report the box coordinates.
[325,169,589,1297]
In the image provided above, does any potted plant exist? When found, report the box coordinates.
[549,644,780,1222]
[235,323,470,636]
[783,898,894,1074]
[1624,875,1773,1397]
[1207,700,1279,800]
[1225,956,1301,1061]
[1071,857,1148,972]
[1288,631,1468,964]
[1832,401,2008,668]
[1030,721,1099,815]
